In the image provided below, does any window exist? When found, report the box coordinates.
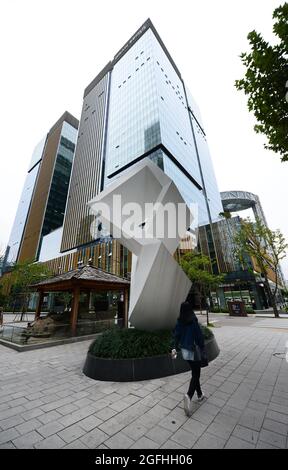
[135,56,139,60]
[157,61,160,65]
[140,50,144,54]
[161,96,164,101]
[141,63,144,66]
[136,68,139,71]
[123,80,126,84]
[147,57,150,61]
[115,145,120,149]
[176,131,179,135]
[128,75,131,79]
[118,85,121,88]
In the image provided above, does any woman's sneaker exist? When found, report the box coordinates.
[184,394,192,416]
[197,394,206,402]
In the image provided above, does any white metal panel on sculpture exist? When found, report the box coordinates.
[88,159,193,330]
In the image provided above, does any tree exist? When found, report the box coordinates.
[235,3,288,162]
[180,251,225,325]
[0,260,51,321]
[234,218,287,318]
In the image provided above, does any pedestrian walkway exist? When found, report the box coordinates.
[0,321,287,449]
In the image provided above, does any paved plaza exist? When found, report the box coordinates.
[0,316,287,449]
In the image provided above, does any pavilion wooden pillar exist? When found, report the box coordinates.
[123,288,129,328]
[35,291,44,320]
[71,286,80,336]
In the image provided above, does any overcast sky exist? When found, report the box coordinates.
[1,0,287,278]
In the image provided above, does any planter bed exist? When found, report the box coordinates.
[83,336,220,382]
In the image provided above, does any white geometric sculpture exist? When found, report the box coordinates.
[88,159,193,330]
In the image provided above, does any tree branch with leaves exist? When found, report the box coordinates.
[235,3,288,162]
[234,218,287,317]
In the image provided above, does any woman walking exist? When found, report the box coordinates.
[172,297,208,416]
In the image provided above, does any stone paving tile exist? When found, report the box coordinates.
[94,407,118,421]
[64,439,89,449]
[105,432,134,449]
[34,434,66,449]
[122,422,148,441]
[193,432,226,449]
[12,430,43,449]
[80,428,108,448]
[225,436,256,449]
[37,420,65,438]
[232,425,259,445]
[256,440,279,449]
[145,425,173,446]
[266,409,288,425]
[37,410,62,425]
[0,428,20,445]
[161,439,185,449]
[57,404,80,416]
[267,401,288,416]
[57,424,86,444]
[130,436,160,449]
[15,418,42,435]
[158,410,188,432]
[258,429,287,449]
[78,415,103,432]
[0,415,25,430]
[170,427,198,448]
[0,441,16,449]
[262,418,288,436]
[1,324,288,450]
[206,420,235,440]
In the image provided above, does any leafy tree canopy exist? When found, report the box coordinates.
[235,3,288,161]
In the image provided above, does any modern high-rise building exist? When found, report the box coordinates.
[61,18,223,254]
[199,191,285,309]
[5,19,223,282]
[6,112,78,265]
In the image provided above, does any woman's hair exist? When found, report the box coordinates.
[178,301,196,325]
[185,292,194,304]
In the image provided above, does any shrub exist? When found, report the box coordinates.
[211,307,229,313]
[245,306,255,314]
[89,324,214,359]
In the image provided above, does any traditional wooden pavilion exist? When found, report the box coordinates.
[30,265,130,335]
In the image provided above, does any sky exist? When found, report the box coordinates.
[0,0,287,279]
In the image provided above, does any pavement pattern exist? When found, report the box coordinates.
[0,316,287,449]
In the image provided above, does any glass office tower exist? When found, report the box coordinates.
[61,19,223,252]
[7,112,78,265]
[6,138,46,263]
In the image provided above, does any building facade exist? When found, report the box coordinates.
[6,112,78,266]
[61,19,223,255]
[5,19,224,284]
[199,191,285,309]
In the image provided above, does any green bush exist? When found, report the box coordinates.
[211,307,229,313]
[89,324,214,359]
[245,306,255,314]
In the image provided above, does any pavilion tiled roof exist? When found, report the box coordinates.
[31,265,130,287]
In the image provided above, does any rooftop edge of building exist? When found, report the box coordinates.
[48,111,79,136]
[84,18,182,98]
